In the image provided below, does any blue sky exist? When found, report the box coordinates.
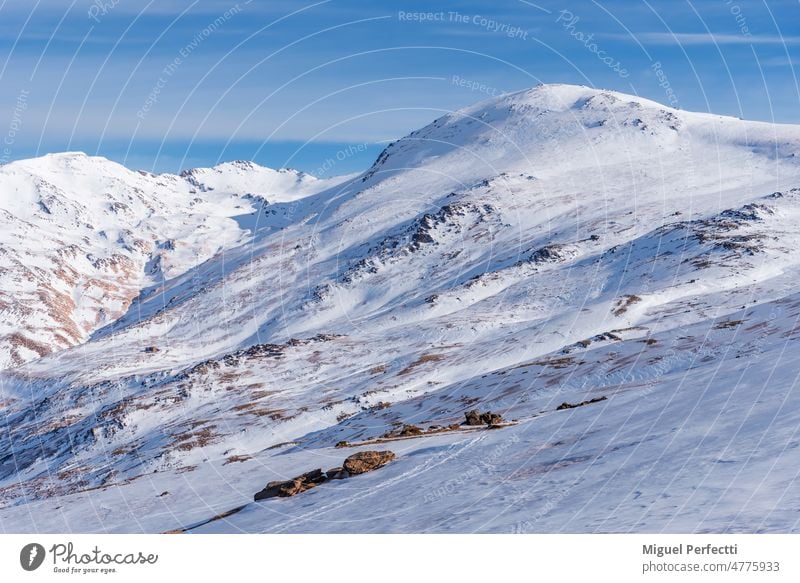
[1,0,799,175]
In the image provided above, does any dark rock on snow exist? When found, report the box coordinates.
[399,424,423,436]
[556,396,607,410]
[464,409,504,426]
[343,450,396,475]
[464,409,483,426]
[254,451,396,500]
[254,468,327,501]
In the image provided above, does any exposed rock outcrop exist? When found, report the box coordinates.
[254,451,396,500]
[464,410,504,426]
[556,396,607,410]
[399,424,423,436]
[342,450,396,475]
[254,468,327,501]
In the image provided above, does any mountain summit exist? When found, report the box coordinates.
[362,83,799,187]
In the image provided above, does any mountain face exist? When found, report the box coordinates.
[2,84,800,533]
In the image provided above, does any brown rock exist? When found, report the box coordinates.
[255,481,289,500]
[479,412,504,426]
[342,450,396,475]
[556,396,607,411]
[399,424,423,436]
[464,409,483,426]
[254,468,327,501]
[464,410,504,426]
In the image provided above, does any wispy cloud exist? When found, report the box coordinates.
[760,55,800,67]
[607,32,800,45]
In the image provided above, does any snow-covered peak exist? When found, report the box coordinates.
[181,160,353,203]
[461,83,672,115]
[0,151,353,370]
[362,83,800,189]
[5,151,128,176]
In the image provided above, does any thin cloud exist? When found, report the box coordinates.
[607,32,800,45]
[761,55,800,67]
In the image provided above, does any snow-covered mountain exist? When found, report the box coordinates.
[0,155,347,369]
[2,84,800,533]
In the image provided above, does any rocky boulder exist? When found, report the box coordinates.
[464,409,483,425]
[254,452,397,500]
[481,412,504,426]
[399,424,423,436]
[464,410,504,426]
[343,450,396,475]
[254,468,327,501]
[556,396,607,410]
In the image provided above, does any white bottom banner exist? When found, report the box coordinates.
[0,534,796,581]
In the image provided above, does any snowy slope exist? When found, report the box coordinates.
[2,84,800,533]
[181,160,354,203]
